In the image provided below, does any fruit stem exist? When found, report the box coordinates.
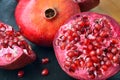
[44,8,57,20]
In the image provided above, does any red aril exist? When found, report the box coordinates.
[53,12,120,80]
[41,68,49,76]
[0,22,36,70]
[18,70,24,78]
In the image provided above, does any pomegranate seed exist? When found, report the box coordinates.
[85,57,91,62]
[92,41,100,47]
[84,21,90,26]
[89,67,96,71]
[67,51,75,58]
[90,50,96,56]
[111,47,117,53]
[5,53,13,61]
[5,31,14,35]
[101,65,108,71]
[41,68,49,76]
[113,56,119,63]
[71,45,77,50]
[93,28,98,34]
[55,39,60,46]
[72,32,78,38]
[15,31,21,36]
[91,56,99,63]
[69,63,77,72]
[78,21,85,27]
[106,60,112,67]
[96,49,103,55]
[68,36,73,42]
[104,56,109,61]
[74,37,80,42]
[107,53,113,60]
[3,39,8,44]
[74,59,80,66]
[111,39,118,44]
[71,27,77,32]
[87,44,93,51]
[84,39,90,45]
[64,61,71,68]
[41,58,49,64]
[18,70,24,78]
[86,61,93,68]
[99,31,108,37]
[66,44,72,50]
[13,37,19,43]
[80,60,85,67]
[95,24,101,30]
[96,37,103,42]
[82,16,88,21]
[60,42,66,50]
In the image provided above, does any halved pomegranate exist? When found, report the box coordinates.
[53,12,120,80]
[73,0,100,11]
[0,22,36,70]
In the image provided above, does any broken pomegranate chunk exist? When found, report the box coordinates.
[0,22,36,70]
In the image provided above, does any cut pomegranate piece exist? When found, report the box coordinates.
[53,12,120,80]
[0,22,36,70]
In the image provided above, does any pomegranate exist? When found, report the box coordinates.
[41,57,49,64]
[18,70,24,78]
[41,68,49,76]
[53,12,120,80]
[15,0,80,46]
[0,22,36,70]
[73,0,100,11]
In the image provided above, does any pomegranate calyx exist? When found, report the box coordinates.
[44,8,57,20]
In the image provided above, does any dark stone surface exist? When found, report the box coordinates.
[0,0,120,80]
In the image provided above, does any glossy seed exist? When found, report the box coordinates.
[42,58,49,64]
[41,68,49,76]
[18,70,24,78]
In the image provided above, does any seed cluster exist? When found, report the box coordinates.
[0,23,32,61]
[55,16,120,79]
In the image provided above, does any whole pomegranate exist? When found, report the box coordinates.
[73,0,100,11]
[0,22,36,70]
[15,0,80,46]
[53,12,120,80]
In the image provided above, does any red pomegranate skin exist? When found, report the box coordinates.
[73,0,100,11]
[0,22,36,70]
[15,0,80,46]
[53,12,120,80]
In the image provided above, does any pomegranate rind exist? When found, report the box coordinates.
[53,12,120,80]
[15,0,80,46]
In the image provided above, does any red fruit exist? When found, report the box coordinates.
[41,58,49,64]
[18,70,24,78]
[0,22,36,70]
[41,68,49,76]
[53,12,120,80]
[15,0,80,46]
[73,0,100,11]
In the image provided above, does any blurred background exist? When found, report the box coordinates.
[92,0,120,23]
